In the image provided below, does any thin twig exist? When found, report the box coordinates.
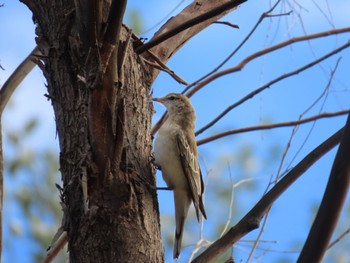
[187,28,350,98]
[141,54,188,85]
[195,41,350,136]
[286,57,342,168]
[182,0,285,94]
[213,21,240,29]
[246,208,271,263]
[221,177,265,237]
[197,110,349,146]
[327,227,350,249]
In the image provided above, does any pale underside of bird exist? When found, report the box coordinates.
[153,93,207,259]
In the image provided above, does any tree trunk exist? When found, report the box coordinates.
[20,0,241,261]
[21,1,162,262]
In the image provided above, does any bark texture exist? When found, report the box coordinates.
[21,1,162,262]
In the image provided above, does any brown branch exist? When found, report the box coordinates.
[104,0,127,45]
[197,110,349,146]
[192,127,344,263]
[213,21,240,29]
[187,28,350,97]
[42,231,68,263]
[182,0,285,94]
[135,0,246,54]
[0,46,40,114]
[297,114,350,262]
[141,55,188,85]
[195,41,350,136]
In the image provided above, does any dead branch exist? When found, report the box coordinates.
[195,41,350,136]
[0,46,40,114]
[183,0,285,94]
[143,0,248,81]
[141,53,188,85]
[192,127,344,263]
[187,28,350,97]
[135,0,246,54]
[213,21,239,29]
[42,231,68,263]
[298,114,350,262]
[197,110,349,146]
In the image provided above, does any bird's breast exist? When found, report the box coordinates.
[154,125,188,190]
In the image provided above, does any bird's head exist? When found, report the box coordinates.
[153,93,194,116]
[153,93,196,127]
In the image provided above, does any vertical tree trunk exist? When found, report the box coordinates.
[21,1,163,262]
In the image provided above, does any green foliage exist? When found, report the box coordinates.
[4,116,65,262]
[127,9,144,35]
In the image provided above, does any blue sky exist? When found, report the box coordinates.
[1,0,350,262]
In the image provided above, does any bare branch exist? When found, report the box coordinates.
[192,127,344,263]
[187,28,350,97]
[141,51,188,85]
[183,0,286,94]
[265,10,293,18]
[212,21,239,29]
[0,46,40,115]
[327,227,350,249]
[285,57,342,169]
[135,0,246,54]
[197,110,349,146]
[298,114,350,262]
[195,41,350,136]
[42,231,68,263]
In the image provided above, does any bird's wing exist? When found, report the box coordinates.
[176,130,204,221]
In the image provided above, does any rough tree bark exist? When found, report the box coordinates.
[18,0,243,262]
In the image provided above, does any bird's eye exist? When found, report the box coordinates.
[168,96,176,100]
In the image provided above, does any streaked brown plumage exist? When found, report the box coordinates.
[153,93,207,259]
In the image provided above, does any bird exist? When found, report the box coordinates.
[153,93,207,259]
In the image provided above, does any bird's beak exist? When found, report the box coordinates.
[152,97,164,103]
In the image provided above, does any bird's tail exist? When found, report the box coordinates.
[173,220,184,259]
[173,190,191,259]
[199,195,207,220]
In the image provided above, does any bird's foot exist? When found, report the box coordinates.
[156,186,173,191]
